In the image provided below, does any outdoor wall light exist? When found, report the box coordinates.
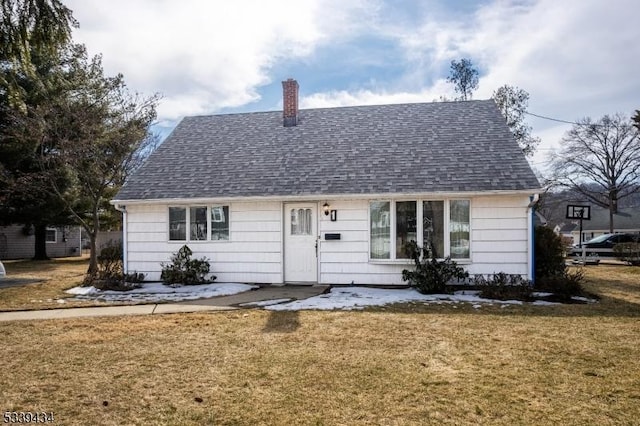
[323,202,330,216]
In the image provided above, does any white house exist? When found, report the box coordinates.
[112,79,541,285]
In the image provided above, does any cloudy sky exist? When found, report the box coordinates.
[65,0,639,174]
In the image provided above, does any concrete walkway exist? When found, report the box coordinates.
[0,284,330,322]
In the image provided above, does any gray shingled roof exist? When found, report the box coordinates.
[115,100,540,201]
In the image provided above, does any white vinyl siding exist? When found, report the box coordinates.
[123,194,533,285]
[467,195,531,277]
[125,202,282,283]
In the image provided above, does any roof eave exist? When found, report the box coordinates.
[111,188,542,206]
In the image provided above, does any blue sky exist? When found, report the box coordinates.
[66,0,640,173]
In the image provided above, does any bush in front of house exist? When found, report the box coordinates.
[535,268,585,302]
[87,240,145,290]
[402,241,468,294]
[534,226,585,299]
[613,242,640,265]
[535,226,566,279]
[161,245,215,285]
[476,272,533,301]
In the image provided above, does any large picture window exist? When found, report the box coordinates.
[169,205,230,241]
[369,200,469,260]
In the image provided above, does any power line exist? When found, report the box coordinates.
[524,111,607,127]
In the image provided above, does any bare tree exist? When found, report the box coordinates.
[492,85,540,157]
[446,58,479,101]
[550,114,640,233]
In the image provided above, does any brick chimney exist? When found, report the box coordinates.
[282,78,299,127]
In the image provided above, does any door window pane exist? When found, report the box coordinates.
[450,200,470,258]
[169,207,186,240]
[190,206,207,240]
[423,201,444,258]
[211,206,229,240]
[396,201,417,258]
[370,201,390,259]
[291,208,312,235]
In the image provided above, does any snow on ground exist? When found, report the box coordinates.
[239,298,293,307]
[264,287,542,311]
[66,283,257,302]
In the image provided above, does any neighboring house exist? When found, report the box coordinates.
[111,79,541,285]
[0,225,82,260]
[555,222,578,247]
[570,207,640,243]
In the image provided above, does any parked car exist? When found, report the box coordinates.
[0,260,5,279]
[569,233,640,262]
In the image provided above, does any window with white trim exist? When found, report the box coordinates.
[211,206,229,240]
[45,228,57,243]
[169,206,230,241]
[369,200,470,260]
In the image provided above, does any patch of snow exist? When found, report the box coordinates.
[56,299,66,304]
[532,292,554,297]
[239,298,293,307]
[572,296,597,303]
[65,283,257,303]
[531,300,560,306]
[266,287,528,311]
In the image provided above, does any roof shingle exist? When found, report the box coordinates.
[115,99,540,201]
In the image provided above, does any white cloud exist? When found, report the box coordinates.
[301,78,453,108]
[66,0,373,121]
[65,0,639,171]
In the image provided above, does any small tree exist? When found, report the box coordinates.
[446,58,479,101]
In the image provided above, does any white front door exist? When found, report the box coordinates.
[284,203,318,283]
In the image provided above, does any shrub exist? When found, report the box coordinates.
[614,242,640,265]
[533,225,585,299]
[97,241,123,280]
[161,245,215,285]
[85,240,145,290]
[535,226,566,280]
[401,241,468,294]
[477,272,533,301]
[536,269,585,302]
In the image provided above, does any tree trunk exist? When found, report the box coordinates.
[609,206,615,234]
[33,223,49,260]
[86,206,100,277]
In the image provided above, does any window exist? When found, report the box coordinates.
[423,201,444,258]
[370,201,391,259]
[169,206,230,241]
[369,200,470,260]
[45,228,57,243]
[449,200,470,259]
[211,206,229,240]
[190,207,207,241]
[396,201,417,259]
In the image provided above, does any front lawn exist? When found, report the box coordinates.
[0,262,639,424]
